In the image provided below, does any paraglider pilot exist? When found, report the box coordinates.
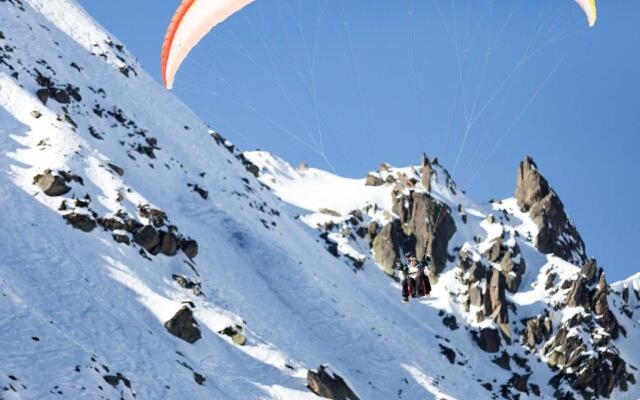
[395,252,432,303]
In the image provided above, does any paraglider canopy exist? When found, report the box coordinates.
[160,0,597,90]
[161,0,255,90]
[576,0,597,28]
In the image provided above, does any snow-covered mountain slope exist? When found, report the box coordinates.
[0,1,638,399]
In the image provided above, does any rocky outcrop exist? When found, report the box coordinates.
[500,246,526,293]
[544,325,634,399]
[593,273,620,339]
[540,263,633,398]
[33,170,74,196]
[133,225,160,253]
[63,213,97,232]
[420,153,433,192]
[172,274,202,296]
[372,190,455,274]
[218,325,247,346]
[521,313,553,350]
[474,327,502,353]
[515,156,586,265]
[307,365,360,400]
[484,268,511,341]
[365,174,384,187]
[164,307,201,344]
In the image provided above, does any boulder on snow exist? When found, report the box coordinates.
[218,325,247,346]
[164,307,201,344]
[307,365,360,400]
[492,351,511,370]
[63,213,96,232]
[365,174,384,187]
[172,274,202,296]
[508,373,530,393]
[474,327,502,353]
[158,231,179,256]
[180,239,199,259]
[138,205,167,228]
[33,170,71,196]
[133,225,160,252]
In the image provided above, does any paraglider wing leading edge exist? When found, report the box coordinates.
[161,0,596,90]
[161,0,255,90]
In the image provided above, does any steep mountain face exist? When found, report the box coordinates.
[0,1,638,400]
[246,151,640,400]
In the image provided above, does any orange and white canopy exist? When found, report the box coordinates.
[161,0,255,90]
[161,0,596,90]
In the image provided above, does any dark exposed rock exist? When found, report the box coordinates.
[319,208,341,217]
[192,184,208,200]
[484,238,505,263]
[98,217,126,231]
[566,277,590,310]
[172,275,202,296]
[484,269,510,340]
[421,153,433,192]
[218,325,247,346]
[508,373,530,393]
[307,365,360,400]
[439,344,456,364]
[52,88,70,104]
[158,231,179,256]
[516,156,550,212]
[545,272,558,290]
[193,372,206,385]
[514,156,586,265]
[237,153,260,177]
[580,259,598,284]
[36,88,50,104]
[180,239,199,259]
[468,284,483,308]
[133,225,160,252]
[501,246,526,293]
[138,205,166,228]
[442,315,459,331]
[365,174,384,187]
[107,163,124,177]
[63,213,96,232]
[371,222,402,275]
[103,373,131,389]
[492,351,511,370]
[164,307,201,344]
[592,273,620,339]
[33,170,71,196]
[112,233,130,245]
[543,324,633,398]
[466,260,486,285]
[387,190,456,274]
[475,327,501,353]
[522,313,553,350]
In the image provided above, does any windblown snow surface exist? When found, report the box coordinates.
[0,1,638,399]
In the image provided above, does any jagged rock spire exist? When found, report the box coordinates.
[515,156,587,265]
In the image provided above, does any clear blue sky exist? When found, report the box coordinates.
[77,0,639,281]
